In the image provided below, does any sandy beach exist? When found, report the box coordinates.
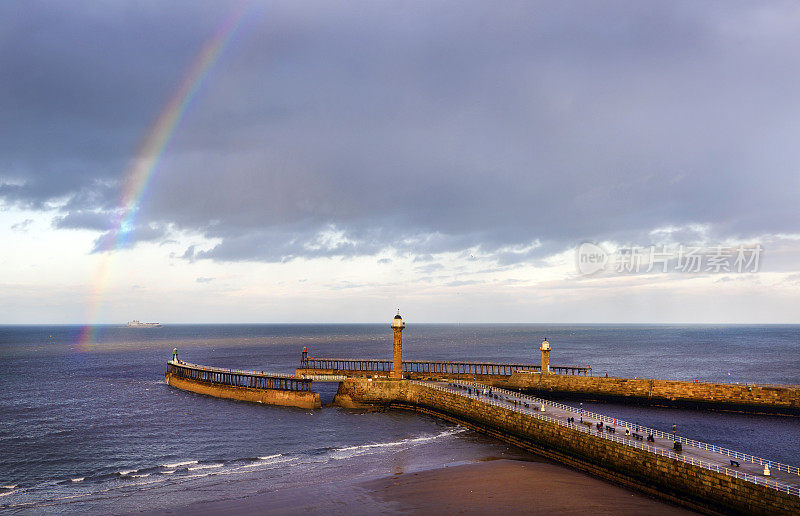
[362,459,694,515]
[146,458,694,515]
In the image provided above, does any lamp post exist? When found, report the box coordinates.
[580,402,583,423]
[673,423,682,452]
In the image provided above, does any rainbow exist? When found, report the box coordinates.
[78,3,252,350]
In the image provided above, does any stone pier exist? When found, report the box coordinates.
[334,378,800,515]
[165,361,321,410]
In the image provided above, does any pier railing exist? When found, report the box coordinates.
[300,357,590,376]
[167,360,312,391]
[457,380,800,478]
[412,380,800,497]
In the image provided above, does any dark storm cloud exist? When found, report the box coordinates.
[3,1,800,262]
[0,1,236,208]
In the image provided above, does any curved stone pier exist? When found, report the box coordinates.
[165,360,321,410]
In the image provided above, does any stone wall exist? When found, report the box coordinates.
[502,372,800,415]
[334,378,800,515]
[300,365,800,415]
[165,372,321,409]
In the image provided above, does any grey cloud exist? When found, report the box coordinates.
[193,227,383,262]
[11,219,33,231]
[415,263,445,274]
[181,245,197,262]
[90,224,167,253]
[196,277,215,283]
[714,276,747,284]
[4,1,800,262]
[445,280,481,287]
[328,281,366,290]
[52,210,114,231]
[413,255,435,263]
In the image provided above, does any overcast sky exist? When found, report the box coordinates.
[2,1,800,324]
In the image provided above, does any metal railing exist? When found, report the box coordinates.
[409,380,800,497]
[456,380,800,477]
[300,356,591,376]
[167,360,312,391]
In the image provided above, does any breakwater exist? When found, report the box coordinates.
[296,332,800,416]
[165,361,321,409]
[501,371,800,416]
[298,358,800,415]
[334,378,800,515]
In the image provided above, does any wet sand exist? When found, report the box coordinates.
[143,459,694,515]
[361,459,695,515]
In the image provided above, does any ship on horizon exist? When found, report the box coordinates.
[126,320,162,328]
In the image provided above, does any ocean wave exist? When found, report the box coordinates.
[233,456,296,470]
[187,464,223,471]
[161,460,197,469]
[3,428,467,510]
[331,427,465,459]
[197,456,298,478]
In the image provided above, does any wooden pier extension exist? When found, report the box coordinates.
[165,361,321,409]
[297,356,590,381]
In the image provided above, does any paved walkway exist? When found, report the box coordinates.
[419,380,800,496]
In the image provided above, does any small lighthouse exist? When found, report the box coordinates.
[390,311,405,379]
[540,337,551,374]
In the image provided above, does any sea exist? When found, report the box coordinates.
[1,324,799,514]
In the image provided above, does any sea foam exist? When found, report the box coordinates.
[161,460,197,469]
[187,464,223,471]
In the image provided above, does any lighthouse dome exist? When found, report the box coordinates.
[391,312,405,328]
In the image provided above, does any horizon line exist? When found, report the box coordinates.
[2,321,799,326]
